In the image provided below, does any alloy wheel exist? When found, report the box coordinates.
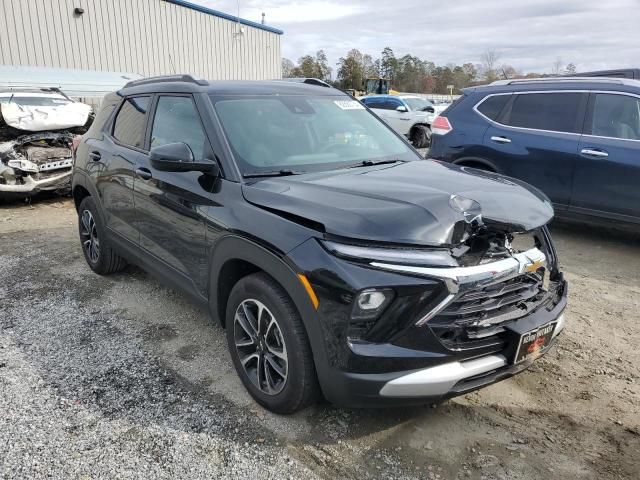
[80,209,100,263]
[233,299,288,395]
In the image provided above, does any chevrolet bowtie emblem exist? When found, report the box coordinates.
[525,260,546,273]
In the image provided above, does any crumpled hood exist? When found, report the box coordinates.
[1,101,91,131]
[242,160,554,247]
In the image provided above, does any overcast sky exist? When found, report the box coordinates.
[199,0,639,75]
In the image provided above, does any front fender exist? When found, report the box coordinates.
[207,234,330,371]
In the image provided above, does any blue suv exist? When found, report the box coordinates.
[429,77,640,227]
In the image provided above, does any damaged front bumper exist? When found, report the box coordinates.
[286,225,568,408]
[0,132,75,199]
[0,167,72,196]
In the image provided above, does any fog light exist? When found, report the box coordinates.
[352,288,393,320]
[358,290,387,310]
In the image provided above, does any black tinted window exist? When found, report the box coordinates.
[591,93,640,140]
[386,98,403,109]
[477,94,510,120]
[505,93,584,133]
[113,96,150,148]
[151,96,207,160]
[363,98,383,109]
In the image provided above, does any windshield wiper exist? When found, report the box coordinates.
[242,169,304,178]
[346,159,405,169]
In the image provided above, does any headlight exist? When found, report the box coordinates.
[322,240,457,267]
[351,288,394,320]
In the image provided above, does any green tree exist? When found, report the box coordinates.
[289,50,332,80]
[380,47,398,83]
[337,49,365,90]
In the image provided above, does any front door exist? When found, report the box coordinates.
[133,94,217,294]
[572,92,640,223]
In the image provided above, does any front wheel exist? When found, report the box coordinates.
[225,272,319,414]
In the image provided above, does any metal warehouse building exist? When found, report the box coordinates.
[0,0,283,80]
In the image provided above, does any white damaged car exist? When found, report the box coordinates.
[0,90,92,200]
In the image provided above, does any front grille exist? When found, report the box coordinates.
[429,272,551,350]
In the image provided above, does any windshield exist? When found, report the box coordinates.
[403,97,434,112]
[211,94,418,175]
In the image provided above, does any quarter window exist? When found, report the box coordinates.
[504,92,585,133]
[150,96,207,160]
[112,96,150,148]
[477,94,510,121]
[591,93,640,140]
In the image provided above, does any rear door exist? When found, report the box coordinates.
[133,93,217,294]
[363,97,410,135]
[572,92,640,223]
[481,91,588,208]
[94,95,151,244]
[380,97,412,135]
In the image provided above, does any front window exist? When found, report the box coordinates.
[211,94,418,175]
[151,96,208,160]
[403,97,434,112]
[591,93,640,140]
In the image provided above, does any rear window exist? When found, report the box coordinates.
[112,96,150,148]
[477,94,510,120]
[503,92,585,133]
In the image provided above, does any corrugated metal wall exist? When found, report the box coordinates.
[0,0,282,80]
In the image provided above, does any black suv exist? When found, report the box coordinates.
[429,77,640,227]
[72,75,567,413]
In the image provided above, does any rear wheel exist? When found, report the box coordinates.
[78,196,127,274]
[225,272,319,414]
[411,125,432,148]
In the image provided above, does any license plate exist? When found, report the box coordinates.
[514,322,556,364]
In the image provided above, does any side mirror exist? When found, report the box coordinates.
[425,106,435,113]
[396,105,408,113]
[150,142,219,175]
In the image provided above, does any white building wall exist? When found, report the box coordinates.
[0,0,282,80]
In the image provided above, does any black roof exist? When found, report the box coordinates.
[119,75,345,97]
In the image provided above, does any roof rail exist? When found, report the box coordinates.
[278,77,332,88]
[490,77,626,86]
[123,74,208,88]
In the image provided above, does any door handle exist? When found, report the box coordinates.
[88,151,101,161]
[135,167,153,180]
[490,136,511,144]
[581,148,609,158]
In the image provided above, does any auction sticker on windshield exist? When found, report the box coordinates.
[514,322,556,364]
[334,100,365,110]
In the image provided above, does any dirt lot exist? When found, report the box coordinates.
[1,197,638,480]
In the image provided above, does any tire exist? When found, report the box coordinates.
[77,196,127,275]
[411,125,432,149]
[225,272,319,414]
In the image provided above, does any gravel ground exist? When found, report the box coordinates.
[1,197,639,480]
